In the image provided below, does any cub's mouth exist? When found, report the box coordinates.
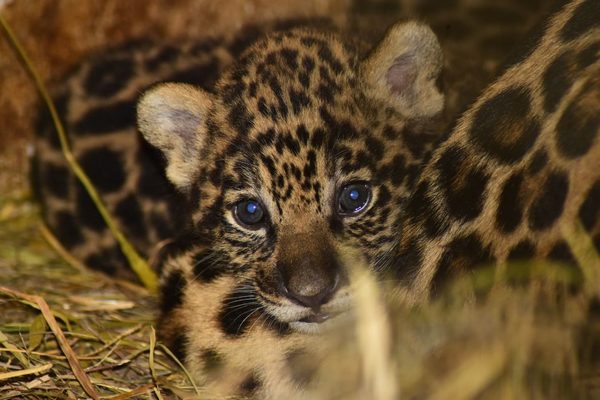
[298,312,334,324]
[261,295,349,333]
[288,311,345,334]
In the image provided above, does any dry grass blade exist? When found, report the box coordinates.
[105,384,155,400]
[158,344,202,397]
[0,362,53,381]
[0,286,100,399]
[149,327,158,384]
[0,13,157,292]
[84,324,144,358]
[0,330,29,368]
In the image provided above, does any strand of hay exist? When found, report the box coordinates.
[0,286,100,399]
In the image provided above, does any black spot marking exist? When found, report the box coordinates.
[149,212,173,241]
[560,0,600,42]
[167,60,221,90]
[219,285,261,336]
[280,47,299,70]
[577,42,600,70]
[302,55,315,72]
[543,51,574,113]
[114,194,146,239]
[310,128,325,149]
[283,133,301,155]
[389,155,407,185]
[436,145,489,222]
[167,330,187,362]
[145,45,179,71]
[296,124,309,145]
[579,179,600,232]
[526,149,548,175]
[43,163,70,198]
[548,241,578,266]
[222,81,246,105]
[136,140,174,199]
[431,234,492,295]
[555,83,600,159]
[394,237,424,285]
[84,57,134,98]
[496,172,524,234]
[78,147,126,193]
[189,36,220,55]
[508,240,536,261]
[318,83,334,103]
[528,171,569,231]
[318,45,343,74]
[289,88,311,114]
[167,195,188,231]
[365,136,384,161]
[35,93,69,150]
[200,348,223,373]
[228,103,254,135]
[298,71,310,88]
[402,129,429,158]
[407,180,450,239]
[192,249,228,282]
[76,183,105,232]
[240,373,261,395]
[469,87,540,164]
[84,247,122,275]
[54,211,84,248]
[383,125,399,140]
[74,99,136,134]
[257,97,270,117]
[160,270,187,314]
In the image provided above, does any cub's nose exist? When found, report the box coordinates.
[277,256,342,310]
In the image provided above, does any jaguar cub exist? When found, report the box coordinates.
[33,19,446,397]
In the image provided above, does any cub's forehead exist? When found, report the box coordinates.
[215,28,361,119]
[207,29,371,188]
[227,28,358,83]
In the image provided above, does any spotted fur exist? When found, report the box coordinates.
[392,0,600,303]
[29,1,596,398]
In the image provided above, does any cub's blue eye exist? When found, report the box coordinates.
[233,199,265,228]
[338,182,371,215]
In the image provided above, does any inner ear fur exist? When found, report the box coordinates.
[361,21,444,119]
[137,83,213,191]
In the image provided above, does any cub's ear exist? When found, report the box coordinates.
[361,21,444,119]
[137,83,213,191]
